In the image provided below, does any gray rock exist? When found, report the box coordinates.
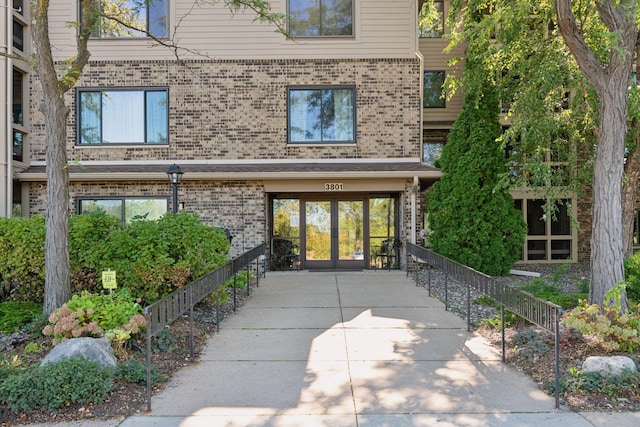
[581,355,637,377]
[40,337,117,369]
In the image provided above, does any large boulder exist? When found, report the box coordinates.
[581,356,637,377]
[40,337,117,369]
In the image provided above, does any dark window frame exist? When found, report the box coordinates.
[77,197,169,225]
[423,71,446,108]
[287,86,357,144]
[80,0,169,39]
[76,87,170,146]
[288,0,354,37]
[418,0,444,38]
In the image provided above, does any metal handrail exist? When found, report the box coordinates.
[143,242,266,411]
[405,242,562,409]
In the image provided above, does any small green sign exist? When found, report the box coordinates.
[102,270,117,290]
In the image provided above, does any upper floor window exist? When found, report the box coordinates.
[12,68,26,162]
[12,69,24,125]
[289,0,353,37]
[12,18,24,51]
[78,197,168,224]
[77,88,168,145]
[288,87,355,144]
[419,0,444,38]
[83,0,168,38]
[423,71,446,108]
[13,0,23,14]
[423,129,447,167]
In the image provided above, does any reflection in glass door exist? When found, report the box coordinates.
[305,201,331,263]
[338,200,364,265]
[304,199,365,269]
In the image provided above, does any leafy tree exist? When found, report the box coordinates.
[556,0,637,308]
[428,7,526,276]
[28,0,285,314]
[442,0,637,307]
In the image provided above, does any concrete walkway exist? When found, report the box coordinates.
[110,271,638,427]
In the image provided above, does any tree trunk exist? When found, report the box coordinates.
[43,97,71,315]
[590,79,628,308]
[555,0,636,308]
[30,0,71,314]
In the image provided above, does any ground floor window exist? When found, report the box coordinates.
[514,196,576,262]
[270,193,398,270]
[77,197,168,224]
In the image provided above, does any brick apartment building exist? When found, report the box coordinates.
[1,0,588,270]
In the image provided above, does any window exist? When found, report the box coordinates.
[77,89,168,145]
[288,87,355,144]
[13,0,23,14]
[13,69,23,125]
[78,198,168,224]
[12,18,24,51]
[12,68,26,162]
[84,0,168,38]
[13,132,23,162]
[289,0,353,37]
[515,197,575,262]
[423,71,446,108]
[423,129,448,167]
[419,0,444,38]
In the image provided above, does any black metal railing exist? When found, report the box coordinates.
[143,242,266,410]
[405,242,562,409]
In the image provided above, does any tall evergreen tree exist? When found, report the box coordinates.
[428,50,526,275]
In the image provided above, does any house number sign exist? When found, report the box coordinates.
[324,183,344,191]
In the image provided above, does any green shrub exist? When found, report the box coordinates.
[70,212,122,294]
[224,270,255,290]
[0,301,42,334]
[1,212,230,306]
[427,61,525,276]
[0,358,114,412]
[0,216,46,302]
[561,367,640,397]
[94,212,230,304]
[477,310,521,329]
[42,289,145,343]
[563,300,640,352]
[0,355,24,382]
[151,328,178,354]
[520,278,587,309]
[116,359,165,385]
[624,253,640,303]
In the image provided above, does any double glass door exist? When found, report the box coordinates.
[304,199,364,269]
[271,194,397,270]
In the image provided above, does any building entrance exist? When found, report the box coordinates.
[270,194,398,270]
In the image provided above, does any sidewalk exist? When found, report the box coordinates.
[24,271,639,427]
[111,271,638,427]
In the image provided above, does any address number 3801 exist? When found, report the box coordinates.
[324,183,344,191]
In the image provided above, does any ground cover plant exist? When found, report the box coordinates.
[474,265,640,411]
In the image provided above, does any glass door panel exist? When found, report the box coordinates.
[305,201,331,262]
[369,197,397,269]
[338,200,364,261]
[271,198,300,270]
